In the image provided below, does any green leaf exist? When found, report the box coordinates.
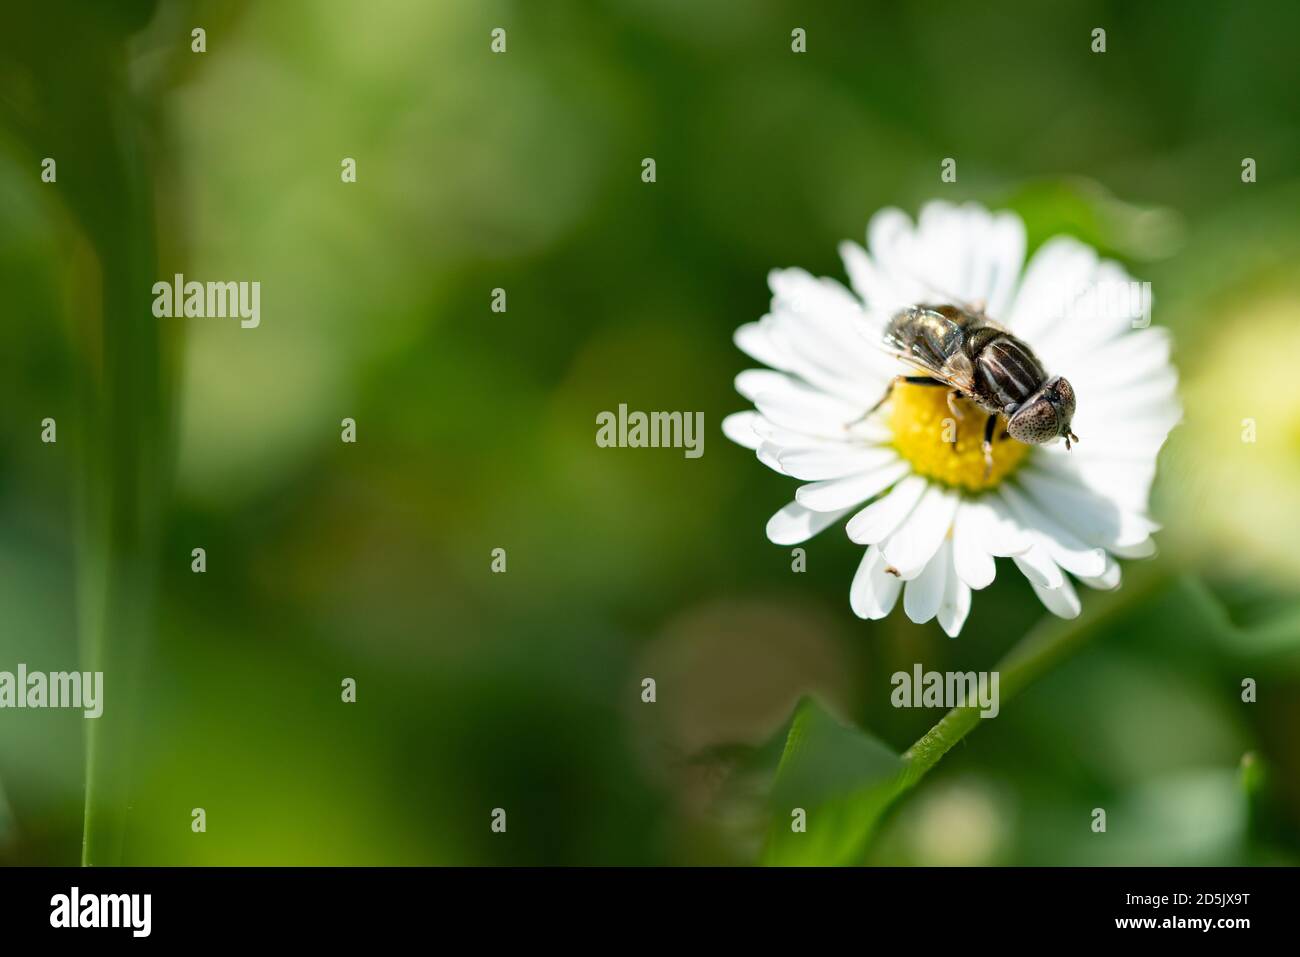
[762,697,903,866]
[1001,178,1182,262]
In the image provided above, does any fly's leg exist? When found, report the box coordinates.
[849,378,896,429]
[865,377,898,417]
[851,375,944,427]
[982,414,997,479]
[946,390,964,452]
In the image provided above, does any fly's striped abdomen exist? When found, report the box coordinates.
[974,337,1046,411]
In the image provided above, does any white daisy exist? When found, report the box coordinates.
[723,201,1180,637]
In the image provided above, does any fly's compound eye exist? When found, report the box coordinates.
[1007,397,1060,445]
[1051,376,1076,425]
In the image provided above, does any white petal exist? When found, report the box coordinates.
[918,202,1026,315]
[952,502,996,590]
[936,540,973,637]
[979,209,1028,317]
[1033,454,1159,514]
[881,485,960,579]
[915,203,966,298]
[1081,372,1180,419]
[735,368,795,403]
[795,458,909,512]
[754,387,860,437]
[1013,544,1065,590]
[1056,260,1149,352]
[843,416,894,444]
[739,369,865,430]
[979,494,1033,556]
[850,545,904,620]
[1079,554,1122,590]
[751,417,848,451]
[1112,538,1157,559]
[867,208,913,273]
[771,352,880,411]
[838,240,894,312]
[763,313,885,406]
[778,446,897,481]
[765,501,851,545]
[1071,328,1172,391]
[903,546,948,624]
[999,485,1107,579]
[734,323,792,372]
[722,411,764,450]
[1014,467,1157,549]
[1030,575,1082,619]
[1005,236,1099,341]
[756,441,789,475]
[846,475,928,545]
[764,304,878,374]
[768,268,862,320]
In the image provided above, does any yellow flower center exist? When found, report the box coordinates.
[887,379,1028,492]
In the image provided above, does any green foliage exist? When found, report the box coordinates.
[0,0,1297,866]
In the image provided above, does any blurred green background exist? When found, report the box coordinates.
[1,0,1299,865]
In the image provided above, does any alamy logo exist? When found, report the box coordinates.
[891,665,1000,719]
[152,274,260,328]
[0,665,102,718]
[50,887,151,937]
[595,404,704,458]
[1055,279,1153,329]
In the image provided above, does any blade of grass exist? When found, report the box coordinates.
[5,23,170,866]
[3,4,178,869]
[74,101,167,867]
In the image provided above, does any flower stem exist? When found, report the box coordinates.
[895,564,1167,793]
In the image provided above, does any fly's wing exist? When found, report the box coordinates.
[880,307,979,394]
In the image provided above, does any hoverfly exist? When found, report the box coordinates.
[870,303,1078,476]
